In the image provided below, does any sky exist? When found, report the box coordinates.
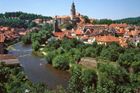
[0,0,140,19]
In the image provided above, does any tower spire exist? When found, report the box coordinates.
[71,1,76,20]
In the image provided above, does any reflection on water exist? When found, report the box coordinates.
[9,42,70,89]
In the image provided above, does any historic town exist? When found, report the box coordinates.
[0,1,140,93]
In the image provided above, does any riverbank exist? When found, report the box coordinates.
[0,54,19,65]
[9,42,70,89]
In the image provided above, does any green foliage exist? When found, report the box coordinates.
[137,42,140,48]
[32,41,40,51]
[52,54,70,70]
[118,52,135,68]
[93,19,114,25]
[97,63,137,93]
[45,51,57,64]
[43,37,140,93]
[82,15,91,23]
[93,16,140,25]
[0,18,28,28]
[0,12,52,28]
[22,23,53,46]
[0,63,68,93]
[1,12,52,21]
[21,33,32,44]
[68,65,97,93]
[28,22,37,28]
[115,16,140,25]
[84,46,96,58]
[81,69,97,87]
[68,65,83,93]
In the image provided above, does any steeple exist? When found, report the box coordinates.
[71,1,76,20]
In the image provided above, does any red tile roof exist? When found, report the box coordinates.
[96,35,119,43]
[53,32,65,37]
[75,29,83,35]
[127,30,138,36]
[110,23,127,28]
[116,29,126,34]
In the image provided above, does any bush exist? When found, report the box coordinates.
[52,55,70,70]
[45,51,57,64]
[32,41,40,51]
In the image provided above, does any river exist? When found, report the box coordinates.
[8,42,70,89]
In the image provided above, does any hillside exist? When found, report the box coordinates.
[0,12,52,28]
[115,16,140,25]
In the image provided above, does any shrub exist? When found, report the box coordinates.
[52,55,70,70]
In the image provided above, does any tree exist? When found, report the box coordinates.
[22,33,31,44]
[118,52,135,68]
[84,47,97,58]
[82,15,90,23]
[32,41,40,51]
[81,69,97,87]
[97,63,134,93]
[100,48,119,62]
[52,54,70,70]
[137,42,140,48]
[68,65,83,93]
[28,22,37,28]
[93,19,113,25]
[45,51,57,64]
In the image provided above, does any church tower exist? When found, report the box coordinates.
[71,2,76,20]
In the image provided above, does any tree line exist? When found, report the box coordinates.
[92,16,140,25]
[0,12,52,28]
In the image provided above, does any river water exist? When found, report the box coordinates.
[8,43,70,89]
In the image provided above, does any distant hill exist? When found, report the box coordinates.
[114,16,140,25]
[93,16,140,25]
[0,11,52,21]
[0,12,52,28]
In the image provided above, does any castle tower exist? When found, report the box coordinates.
[53,16,59,32]
[71,2,76,20]
[53,16,61,32]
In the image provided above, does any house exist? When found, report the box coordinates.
[0,34,5,54]
[95,35,120,45]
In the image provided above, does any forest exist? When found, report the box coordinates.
[0,12,52,28]
[93,16,140,25]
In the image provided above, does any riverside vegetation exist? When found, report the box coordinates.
[1,12,140,93]
[21,23,140,92]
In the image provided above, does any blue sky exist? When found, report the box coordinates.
[0,0,140,19]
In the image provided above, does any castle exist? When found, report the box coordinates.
[53,2,84,32]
